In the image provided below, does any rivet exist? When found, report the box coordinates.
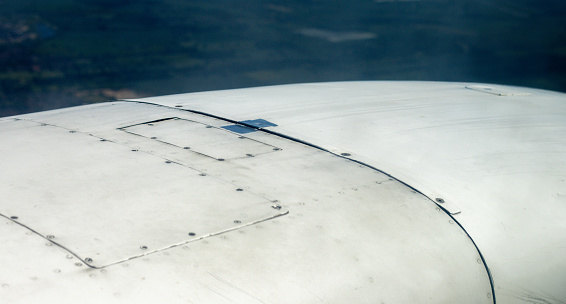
[175,105,183,108]
[199,173,206,176]
[10,216,18,220]
[273,148,281,151]
[85,258,93,263]
[183,147,190,149]
[150,137,157,139]
[100,139,107,142]
[89,274,96,278]
[477,259,482,264]
[236,188,243,191]
[234,220,241,224]
[66,255,73,259]
[54,269,61,273]
[46,235,55,239]
[272,205,282,210]
[239,136,245,139]
[217,158,225,161]
[45,243,52,247]
[449,220,454,224]
[436,198,445,204]
[69,130,76,133]
[246,154,254,157]
[206,126,213,128]
[131,149,138,152]
[188,232,196,236]
[487,293,492,299]
[147,124,153,126]
[165,160,172,163]
[75,263,83,267]
[341,153,351,156]
[140,246,148,250]
[41,123,47,126]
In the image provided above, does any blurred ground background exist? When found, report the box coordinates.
[1,0,565,116]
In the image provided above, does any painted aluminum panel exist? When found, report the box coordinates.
[0,101,492,303]
[121,117,279,160]
[0,120,286,268]
[133,81,566,304]
[465,84,531,96]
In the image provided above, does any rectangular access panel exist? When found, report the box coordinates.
[121,118,279,160]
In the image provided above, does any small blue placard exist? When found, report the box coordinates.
[240,119,277,128]
[221,119,277,134]
[221,125,257,134]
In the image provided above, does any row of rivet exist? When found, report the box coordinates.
[69,218,249,264]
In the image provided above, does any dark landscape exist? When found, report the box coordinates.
[1,0,565,116]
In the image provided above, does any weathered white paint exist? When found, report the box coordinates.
[0,81,564,303]
[134,81,566,304]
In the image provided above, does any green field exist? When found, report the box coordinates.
[1,0,565,116]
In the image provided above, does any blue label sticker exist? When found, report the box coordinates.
[221,125,257,134]
[240,119,277,128]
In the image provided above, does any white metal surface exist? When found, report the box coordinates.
[0,120,286,268]
[132,81,566,304]
[121,117,279,160]
[0,99,492,303]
